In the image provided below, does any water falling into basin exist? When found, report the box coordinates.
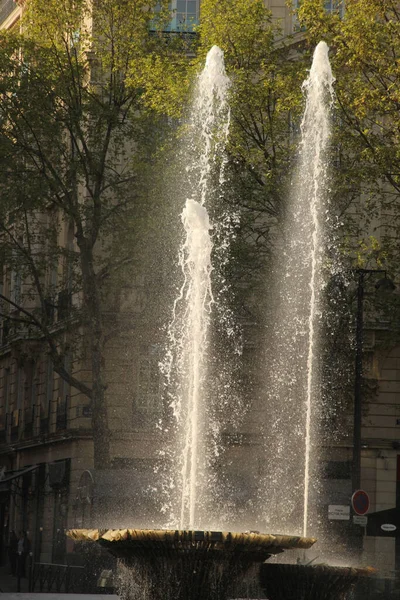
[162,46,232,530]
[259,42,335,537]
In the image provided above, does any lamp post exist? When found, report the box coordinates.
[352,269,365,494]
[352,269,395,494]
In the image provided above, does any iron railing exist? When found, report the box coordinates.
[0,397,93,445]
[30,562,87,593]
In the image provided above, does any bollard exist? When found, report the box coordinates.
[28,552,33,592]
[16,553,21,592]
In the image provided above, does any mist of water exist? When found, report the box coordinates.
[259,42,335,537]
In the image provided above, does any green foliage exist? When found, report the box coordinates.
[196,0,309,288]
[298,1,400,264]
[197,0,275,67]
[0,0,177,466]
[298,0,400,383]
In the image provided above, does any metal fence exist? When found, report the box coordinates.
[29,562,87,593]
[353,576,400,600]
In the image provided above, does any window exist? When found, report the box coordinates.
[57,289,72,321]
[4,366,10,415]
[173,0,199,31]
[61,352,71,406]
[321,461,351,479]
[23,361,36,437]
[40,359,53,433]
[151,1,199,32]
[10,268,21,306]
[293,1,344,31]
[16,363,23,410]
[46,359,54,413]
[0,0,17,26]
[134,348,163,423]
[324,0,345,16]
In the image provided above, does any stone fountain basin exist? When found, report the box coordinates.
[67,529,317,600]
[67,528,316,561]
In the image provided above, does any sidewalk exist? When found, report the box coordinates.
[0,564,29,593]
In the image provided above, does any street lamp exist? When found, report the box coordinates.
[352,269,395,494]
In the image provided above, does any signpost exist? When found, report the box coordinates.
[366,508,400,537]
[381,524,396,532]
[351,490,370,516]
[328,505,350,521]
[353,515,368,526]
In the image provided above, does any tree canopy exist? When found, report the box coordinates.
[299,0,400,267]
[0,0,172,467]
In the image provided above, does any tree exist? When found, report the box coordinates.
[298,0,400,265]
[135,1,318,341]
[0,0,171,468]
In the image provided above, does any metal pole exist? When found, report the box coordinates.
[352,270,364,493]
[17,553,21,592]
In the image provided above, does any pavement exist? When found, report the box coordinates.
[0,596,118,599]
[0,564,29,593]
[0,564,118,595]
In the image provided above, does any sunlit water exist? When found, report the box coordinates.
[161,42,334,537]
[301,41,335,537]
[259,42,335,537]
[162,46,232,529]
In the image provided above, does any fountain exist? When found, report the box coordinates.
[68,43,374,600]
[68,528,316,600]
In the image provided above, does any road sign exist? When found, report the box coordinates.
[366,507,400,537]
[381,524,396,532]
[328,505,350,520]
[353,515,368,526]
[351,490,370,515]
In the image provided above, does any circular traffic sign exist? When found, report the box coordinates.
[351,490,370,515]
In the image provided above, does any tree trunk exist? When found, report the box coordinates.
[77,236,111,469]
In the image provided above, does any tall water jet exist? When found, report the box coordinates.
[300,41,335,538]
[191,46,231,206]
[162,46,232,530]
[259,42,334,537]
[176,199,213,529]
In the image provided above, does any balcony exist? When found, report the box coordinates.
[0,0,17,26]
[0,398,92,447]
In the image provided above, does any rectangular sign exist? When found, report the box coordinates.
[328,505,350,520]
[353,515,368,526]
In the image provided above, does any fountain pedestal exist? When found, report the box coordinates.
[68,528,316,600]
